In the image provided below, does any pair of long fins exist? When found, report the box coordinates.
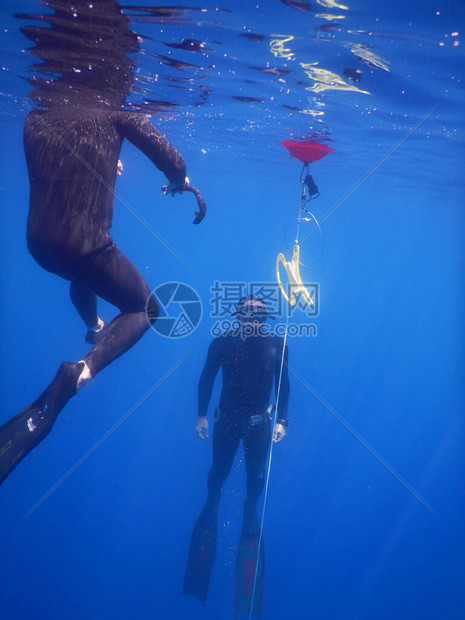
[183,519,264,618]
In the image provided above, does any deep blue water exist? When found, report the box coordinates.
[1,1,464,619]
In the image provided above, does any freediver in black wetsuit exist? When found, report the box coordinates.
[0,1,200,485]
[183,295,290,617]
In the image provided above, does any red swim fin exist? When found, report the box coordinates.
[235,533,265,618]
[183,516,218,605]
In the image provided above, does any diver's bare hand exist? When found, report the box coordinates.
[196,416,209,439]
[273,423,286,443]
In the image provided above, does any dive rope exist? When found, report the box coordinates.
[249,316,289,620]
[249,162,318,618]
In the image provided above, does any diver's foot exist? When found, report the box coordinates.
[85,319,108,345]
[45,361,85,406]
[0,361,84,484]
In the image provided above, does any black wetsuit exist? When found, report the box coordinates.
[184,331,290,605]
[25,107,186,376]
[0,107,186,484]
[198,332,290,519]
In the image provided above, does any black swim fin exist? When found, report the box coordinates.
[235,503,265,618]
[0,361,82,485]
[183,512,218,605]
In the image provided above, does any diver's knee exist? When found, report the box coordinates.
[145,293,159,326]
[207,471,225,494]
[247,470,265,493]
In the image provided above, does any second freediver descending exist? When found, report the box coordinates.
[183,295,290,618]
[0,107,194,486]
[0,1,205,485]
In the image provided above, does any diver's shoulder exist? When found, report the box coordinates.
[24,108,47,128]
[209,333,228,347]
[207,333,233,358]
[25,105,112,127]
[211,331,235,344]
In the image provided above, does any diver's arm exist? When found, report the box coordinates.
[198,339,223,419]
[273,341,290,442]
[117,112,187,185]
[274,342,290,419]
[196,340,222,439]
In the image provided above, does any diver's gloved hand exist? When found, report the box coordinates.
[162,176,190,196]
[273,423,286,443]
[196,416,209,439]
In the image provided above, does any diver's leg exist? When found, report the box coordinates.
[184,418,240,603]
[1,246,155,485]
[74,245,158,381]
[0,253,96,484]
[70,280,107,344]
[70,281,98,327]
[203,417,240,517]
[242,419,271,533]
[234,420,270,618]
[0,361,84,484]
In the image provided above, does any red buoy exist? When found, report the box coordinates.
[282,139,334,163]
